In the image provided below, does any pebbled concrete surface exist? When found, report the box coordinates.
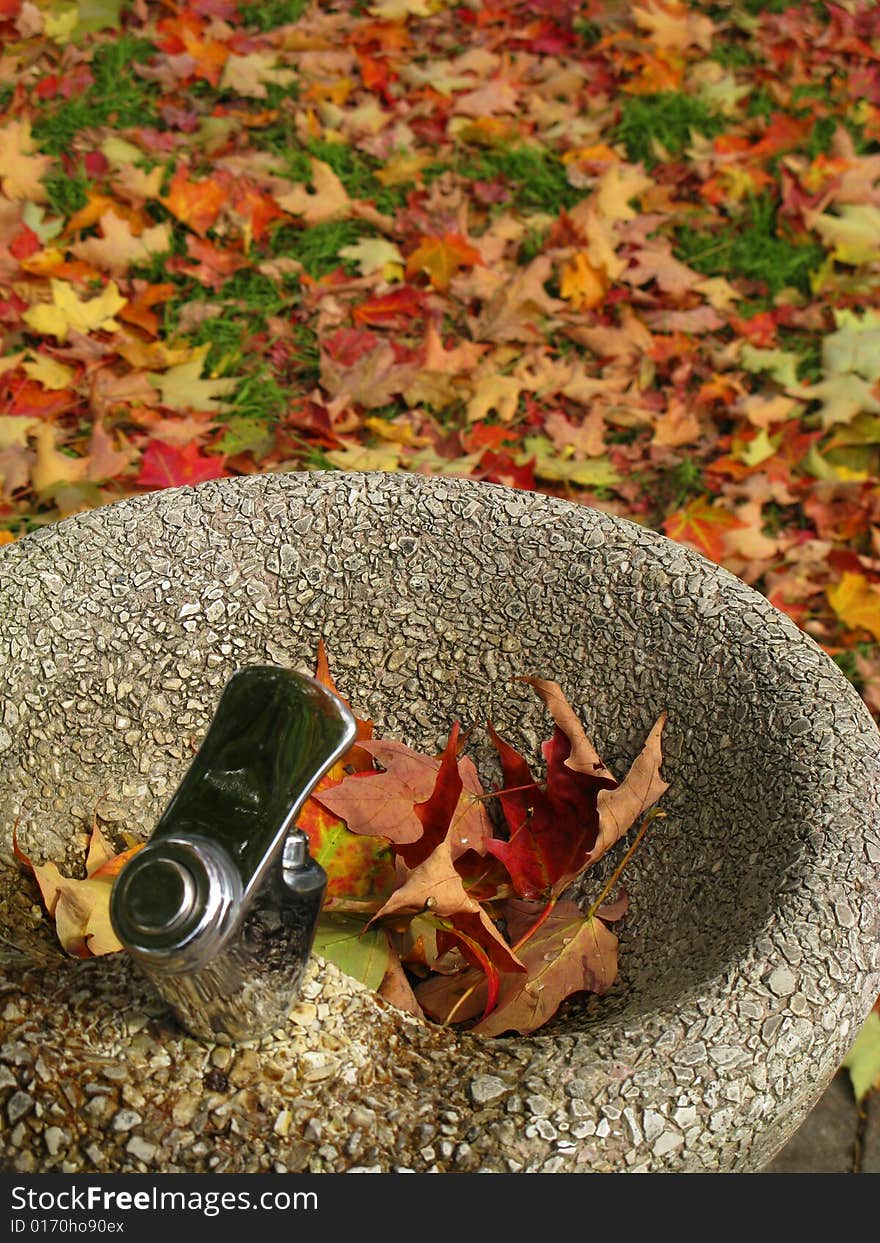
[1,472,879,1173]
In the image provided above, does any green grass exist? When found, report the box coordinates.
[674,194,825,298]
[665,458,706,509]
[273,140,410,213]
[269,219,372,278]
[44,167,90,216]
[431,145,582,213]
[710,42,759,69]
[614,93,725,165]
[239,0,307,31]
[572,20,602,46]
[229,371,289,420]
[32,36,159,154]
[517,226,549,266]
[290,323,321,385]
[746,88,777,119]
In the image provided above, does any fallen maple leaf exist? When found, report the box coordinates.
[316,731,492,861]
[405,233,482,292]
[274,159,351,226]
[485,682,666,899]
[22,280,127,343]
[827,571,880,642]
[664,496,747,563]
[162,165,228,237]
[148,345,238,413]
[136,439,227,488]
[417,899,622,1035]
[0,118,52,201]
[14,823,143,958]
[70,212,172,279]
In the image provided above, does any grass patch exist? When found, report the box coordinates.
[275,140,410,213]
[572,20,602,45]
[710,42,759,69]
[44,167,90,216]
[270,219,371,278]
[239,0,307,30]
[665,457,706,509]
[230,370,289,420]
[290,323,321,385]
[32,36,159,154]
[517,226,549,266]
[674,194,825,298]
[432,144,582,212]
[746,88,777,119]
[614,93,725,165]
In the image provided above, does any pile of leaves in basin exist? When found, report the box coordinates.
[16,644,667,1038]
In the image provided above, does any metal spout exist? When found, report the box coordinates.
[111,666,356,1042]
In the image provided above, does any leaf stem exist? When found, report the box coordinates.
[510,895,557,953]
[444,979,482,1025]
[469,780,543,802]
[586,808,665,920]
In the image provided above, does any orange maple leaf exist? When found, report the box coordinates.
[157,14,229,86]
[664,497,747,563]
[405,233,482,291]
[162,165,228,237]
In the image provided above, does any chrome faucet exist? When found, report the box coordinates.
[110,666,355,1043]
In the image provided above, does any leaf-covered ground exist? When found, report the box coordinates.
[3,0,880,711]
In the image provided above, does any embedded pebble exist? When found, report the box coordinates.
[470,1076,508,1105]
[769,968,797,997]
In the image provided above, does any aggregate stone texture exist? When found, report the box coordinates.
[0,472,879,1174]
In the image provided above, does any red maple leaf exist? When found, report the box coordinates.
[485,725,617,900]
[136,440,227,489]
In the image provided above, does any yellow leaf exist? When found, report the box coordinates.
[804,373,880,429]
[325,443,402,472]
[369,0,442,16]
[44,4,79,41]
[375,153,434,187]
[148,344,238,412]
[828,571,880,640]
[595,162,652,223]
[466,373,522,423]
[812,204,880,266]
[524,437,621,488]
[560,251,609,310]
[22,354,75,390]
[17,824,139,957]
[0,119,52,202]
[100,135,144,167]
[735,427,780,468]
[22,279,127,343]
[0,417,38,450]
[30,423,87,492]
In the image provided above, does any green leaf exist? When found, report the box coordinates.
[312,915,391,991]
[842,1010,880,1101]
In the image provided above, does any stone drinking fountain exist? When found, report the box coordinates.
[1,472,879,1173]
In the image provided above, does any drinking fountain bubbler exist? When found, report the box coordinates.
[110,666,355,1043]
